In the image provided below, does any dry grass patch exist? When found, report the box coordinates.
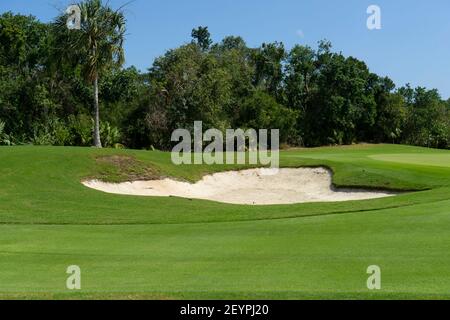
[92,155,160,183]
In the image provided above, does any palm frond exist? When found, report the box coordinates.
[53,0,127,82]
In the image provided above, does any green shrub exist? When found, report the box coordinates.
[100,121,122,148]
[0,120,18,146]
[30,124,54,146]
[68,115,93,146]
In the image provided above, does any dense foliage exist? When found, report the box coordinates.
[0,10,449,149]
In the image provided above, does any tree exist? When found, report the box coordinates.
[211,36,254,127]
[252,42,286,99]
[1,13,449,150]
[0,13,52,140]
[55,0,126,147]
[238,90,298,144]
[285,45,316,113]
[371,77,406,143]
[191,26,212,51]
[143,43,234,149]
[400,87,449,148]
[0,12,49,69]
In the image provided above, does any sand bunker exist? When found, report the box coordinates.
[82,167,398,205]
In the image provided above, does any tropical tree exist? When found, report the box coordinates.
[54,0,126,147]
[191,26,212,51]
[252,42,286,99]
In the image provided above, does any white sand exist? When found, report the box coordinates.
[82,167,398,205]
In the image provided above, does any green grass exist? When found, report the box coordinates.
[0,144,449,299]
[369,153,450,168]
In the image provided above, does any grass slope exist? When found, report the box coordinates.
[0,144,449,299]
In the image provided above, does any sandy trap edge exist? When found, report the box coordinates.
[82,167,400,206]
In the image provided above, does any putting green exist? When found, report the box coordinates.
[369,154,450,168]
[0,144,449,299]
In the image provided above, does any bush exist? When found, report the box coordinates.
[51,119,71,146]
[30,125,54,146]
[67,115,93,146]
[238,91,298,144]
[100,121,122,148]
[0,120,11,145]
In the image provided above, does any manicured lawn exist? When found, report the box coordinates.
[0,144,449,299]
[369,153,450,168]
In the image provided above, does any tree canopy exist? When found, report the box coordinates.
[0,12,449,150]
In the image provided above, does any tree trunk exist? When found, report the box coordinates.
[93,73,102,148]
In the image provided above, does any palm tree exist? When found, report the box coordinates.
[56,0,126,147]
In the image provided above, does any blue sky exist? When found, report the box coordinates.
[2,0,450,98]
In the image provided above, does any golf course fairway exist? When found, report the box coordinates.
[0,144,449,299]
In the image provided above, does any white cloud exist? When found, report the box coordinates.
[296,29,305,38]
